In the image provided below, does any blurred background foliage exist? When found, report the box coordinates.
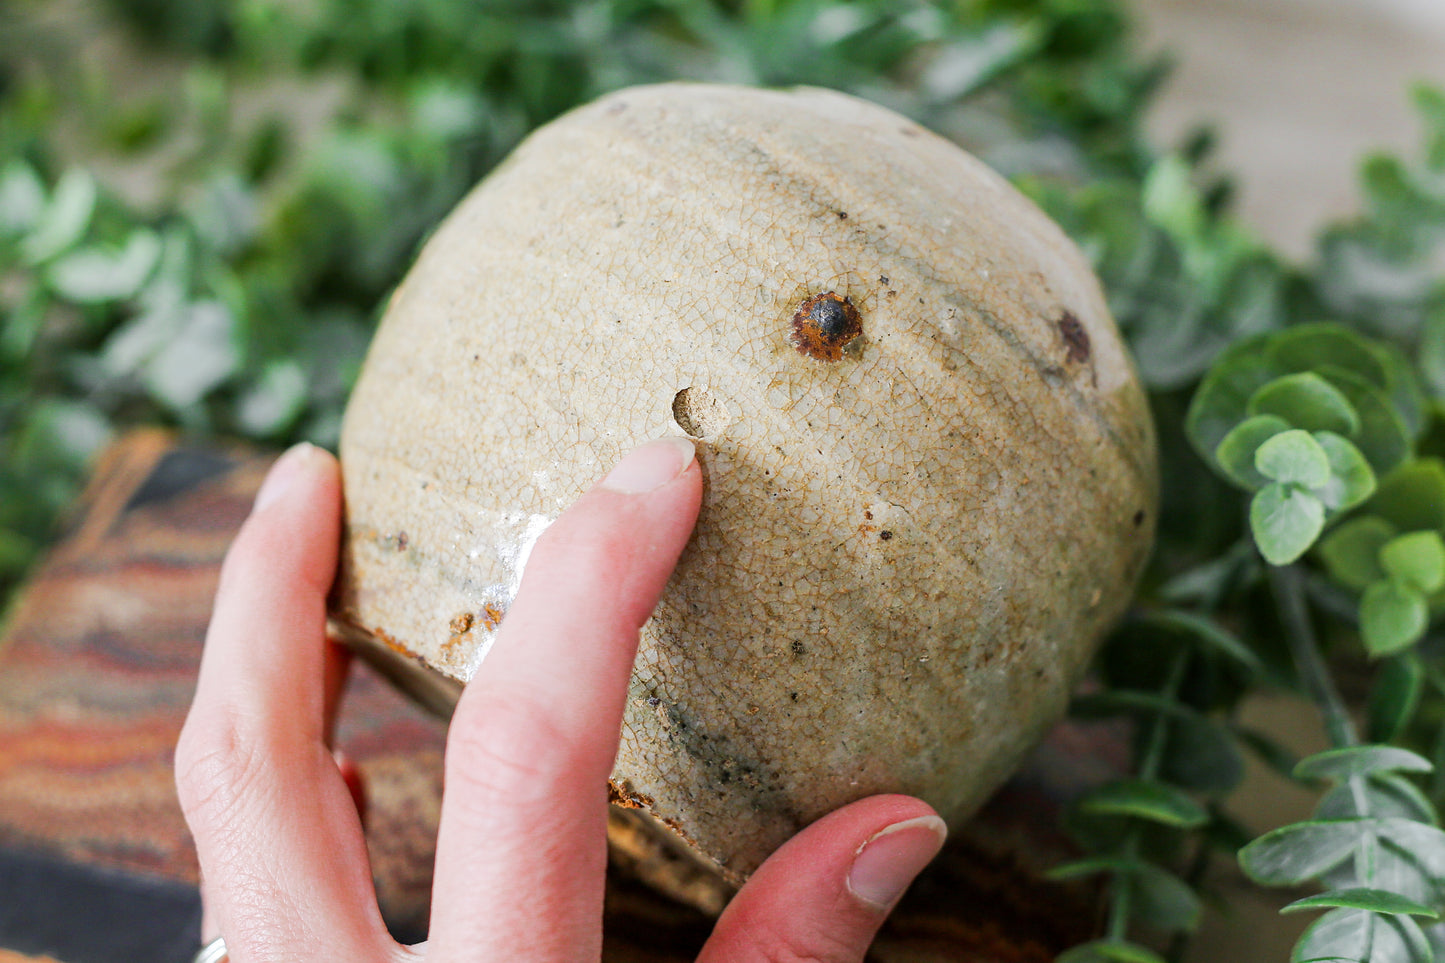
[4,0,1445,958]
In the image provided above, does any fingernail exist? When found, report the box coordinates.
[255,442,318,511]
[600,437,695,493]
[846,815,947,910]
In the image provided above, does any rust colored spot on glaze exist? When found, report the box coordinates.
[449,612,474,635]
[609,779,658,811]
[480,602,506,631]
[1057,310,1090,364]
[790,291,862,362]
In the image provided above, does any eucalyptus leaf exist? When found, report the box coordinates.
[0,160,46,237]
[1215,414,1291,489]
[1362,580,1430,657]
[1320,516,1398,590]
[1078,778,1209,828]
[141,299,240,411]
[45,230,162,304]
[1248,372,1360,436]
[1251,483,1326,566]
[235,360,308,437]
[1381,532,1445,594]
[1281,888,1438,918]
[1293,908,1434,963]
[19,169,97,265]
[1256,429,1332,489]
[1312,432,1377,513]
[1315,772,1438,824]
[1294,745,1433,783]
[1238,819,1370,886]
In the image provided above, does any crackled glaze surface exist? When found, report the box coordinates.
[334,83,1157,880]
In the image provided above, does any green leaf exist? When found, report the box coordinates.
[1238,819,1367,886]
[1316,366,1413,476]
[1046,856,1201,931]
[1315,772,1438,824]
[1380,532,1445,594]
[1161,711,1247,793]
[142,300,240,411]
[46,230,163,304]
[0,160,47,237]
[1136,609,1266,675]
[1251,483,1326,565]
[1311,432,1376,513]
[235,360,308,437]
[1215,414,1291,489]
[1057,939,1167,963]
[1186,336,1282,468]
[1256,429,1332,488]
[1071,691,1244,792]
[1422,306,1445,400]
[1361,580,1430,657]
[1281,888,1438,918]
[1293,908,1434,963]
[1369,653,1426,743]
[1320,516,1398,590]
[1248,372,1360,436]
[19,169,97,265]
[1271,324,1391,390]
[1372,460,1445,533]
[1078,778,1209,828]
[1294,745,1433,783]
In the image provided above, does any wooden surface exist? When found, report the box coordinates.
[0,430,1116,962]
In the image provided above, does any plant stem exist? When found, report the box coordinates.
[1270,564,1357,748]
[1107,648,1192,942]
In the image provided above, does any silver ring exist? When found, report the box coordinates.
[193,936,228,963]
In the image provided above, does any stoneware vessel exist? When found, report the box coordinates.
[332,82,1157,881]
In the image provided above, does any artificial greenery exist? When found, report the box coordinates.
[4,0,1445,960]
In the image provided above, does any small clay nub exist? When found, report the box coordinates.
[790,292,862,362]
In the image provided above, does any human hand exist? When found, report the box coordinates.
[176,438,946,962]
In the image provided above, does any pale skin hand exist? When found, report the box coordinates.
[175,438,947,962]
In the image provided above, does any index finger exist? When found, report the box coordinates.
[426,438,702,963]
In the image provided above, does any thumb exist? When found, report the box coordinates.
[697,795,945,963]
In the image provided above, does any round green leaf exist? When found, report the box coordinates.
[1311,432,1377,512]
[1361,580,1429,657]
[1079,778,1209,828]
[1251,483,1326,565]
[1256,429,1332,488]
[1373,460,1445,533]
[1248,372,1360,436]
[1316,367,1413,476]
[1270,324,1391,391]
[1215,414,1291,489]
[1294,745,1433,783]
[1320,516,1398,590]
[1281,887,1438,919]
[1380,532,1445,594]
